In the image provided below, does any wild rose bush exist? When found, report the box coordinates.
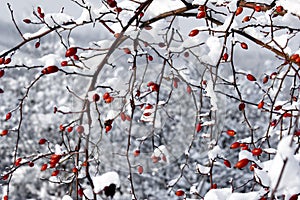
[0,0,299,199]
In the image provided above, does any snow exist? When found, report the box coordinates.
[93,171,120,194]
[62,195,73,200]
[208,145,223,160]
[254,168,270,187]
[278,0,300,16]
[196,163,210,174]
[44,13,74,27]
[267,135,300,196]
[205,80,218,111]
[238,150,255,161]
[203,188,232,200]
[23,26,51,40]
[204,188,263,200]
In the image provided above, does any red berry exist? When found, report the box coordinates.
[39,13,45,18]
[235,7,243,16]
[107,0,117,8]
[226,129,236,136]
[93,93,100,102]
[120,112,126,121]
[39,138,47,145]
[186,85,192,94]
[252,148,262,156]
[105,125,112,133]
[151,84,159,92]
[35,42,40,48]
[3,195,8,200]
[184,52,189,57]
[262,75,269,84]
[40,163,48,171]
[270,72,277,79]
[242,16,250,22]
[1,129,8,136]
[2,174,9,180]
[37,6,42,14]
[249,163,257,171]
[51,170,59,176]
[15,158,22,166]
[196,11,206,19]
[76,125,84,134]
[196,123,202,132]
[189,29,199,37]
[290,54,299,61]
[223,159,231,168]
[65,47,77,57]
[283,112,292,117]
[276,6,283,13]
[41,65,59,74]
[0,58,4,65]
[125,115,131,121]
[254,5,261,12]
[137,165,143,174]
[145,104,153,110]
[258,101,264,109]
[234,158,249,169]
[247,74,256,81]
[173,79,178,88]
[0,70,4,78]
[59,124,65,131]
[270,119,277,127]
[23,19,31,23]
[222,53,228,61]
[114,7,122,13]
[230,141,240,149]
[5,112,11,121]
[72,167,78,173]
[78,188,84,197]
[67,126,73,133]
[274,105,282,110]
[158,42,166,48]
[242,145,248,150]
[28,162,34,167]
[123,48,131,54]
[239,102,245,111]
[289,194,299,200]
[61,61,68,66]
[133,149,140,157]
[148,55,153,61]
[103,92,110,100]
[211,183,217,189]
[73,55,79,60]
[198,5,206,11]
[104,96,114,103]
[4,58,11,65]
[241,42,248,49]
[175,189,185,196]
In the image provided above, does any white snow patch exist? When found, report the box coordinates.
[93,171,120,194]
[266,135,300,196]
[203,188,232,200]
[62,195,73,200]
[196,163,210,174]
[208,145,223,160]
[205,80,218,111]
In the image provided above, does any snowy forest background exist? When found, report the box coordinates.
[0,0,299,199]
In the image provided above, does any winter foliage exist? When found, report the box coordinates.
[0,0,300,199]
